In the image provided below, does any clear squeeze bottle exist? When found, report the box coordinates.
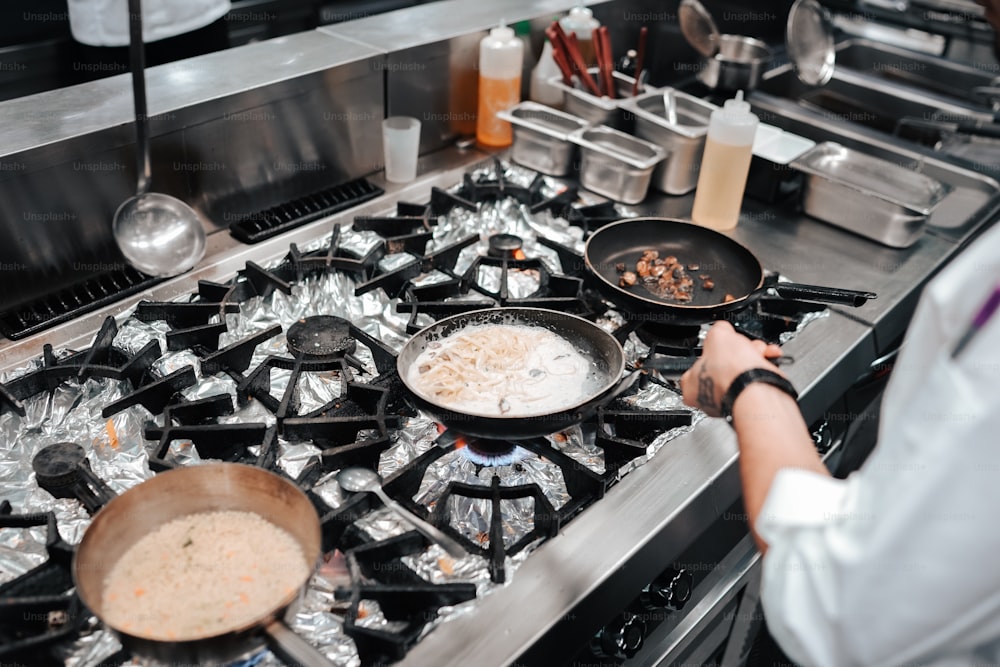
[690,91,759,231]
[476,24,524,148]
[559,6,600,66]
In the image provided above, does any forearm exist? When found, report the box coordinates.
[731,383,829,553]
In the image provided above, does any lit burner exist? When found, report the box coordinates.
[285,315,357,358]
[460,438,532,467]
[487,233,527,260]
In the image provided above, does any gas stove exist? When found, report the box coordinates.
[0,157,828,667]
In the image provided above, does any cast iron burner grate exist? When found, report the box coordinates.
[228,177,383,244]
[365,396,693,585]
[328,534,477,666]
[0,315,198,421]
[0,502,111,666]
[396,233,596,334]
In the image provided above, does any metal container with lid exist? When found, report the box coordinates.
[679,0,772,91]
[791,142,951,247]
[496,102,589,176]
[620,89,718,195]
[568,126,667,204]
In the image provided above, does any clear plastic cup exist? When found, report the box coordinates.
[382,116,421,183]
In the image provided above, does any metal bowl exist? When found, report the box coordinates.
[698,34,772,91]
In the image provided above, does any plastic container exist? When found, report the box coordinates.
[690,90,759,230]
[530,40,565,107]
[559,6,600,66]
[476,24,524,148]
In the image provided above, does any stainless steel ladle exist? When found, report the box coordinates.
[336,466,467,559]
[112,0,206,278]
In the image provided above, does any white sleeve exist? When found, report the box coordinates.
[756,224,1000,667]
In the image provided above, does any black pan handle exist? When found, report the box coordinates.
[771,283,876,308]
[639,354,793,375]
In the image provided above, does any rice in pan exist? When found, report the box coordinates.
[101,510,310,640]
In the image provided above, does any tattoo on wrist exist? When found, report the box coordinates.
[696,362,718,412]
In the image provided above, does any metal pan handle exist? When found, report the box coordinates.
[265,619,335,667]
[771,283,876,307]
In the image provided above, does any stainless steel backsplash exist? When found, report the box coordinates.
[0,0,722,315]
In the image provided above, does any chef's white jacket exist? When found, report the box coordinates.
[68,0,231,47]
[758,219,1000,667]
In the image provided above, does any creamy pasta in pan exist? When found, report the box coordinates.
[406,324,596,417]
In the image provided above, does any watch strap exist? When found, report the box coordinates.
[720,368,798,425]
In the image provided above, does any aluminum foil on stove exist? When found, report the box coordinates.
[0,159,829,667]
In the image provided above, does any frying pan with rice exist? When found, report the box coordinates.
[73,463,331,667]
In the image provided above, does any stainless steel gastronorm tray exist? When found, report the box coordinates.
[497,102,589,176]
[569,126,666,205]
[791,141,951,247]
[620,89,717,195]
[549,69,650,127]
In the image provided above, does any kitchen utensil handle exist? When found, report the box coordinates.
[971,86,1000,110]
[640,353,793,374]
[954,120,1000,139]
[127,0,151,195]
[264,620,335,667]
[772,283,876,307]
[550,22,602,96]
[375,488,467,560]
[632,26,648,96]
[598,27,615,99]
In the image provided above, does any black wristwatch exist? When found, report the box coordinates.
[720,368,798,426]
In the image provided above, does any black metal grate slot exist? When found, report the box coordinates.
[0,267,161,341]
[229,178,384,244]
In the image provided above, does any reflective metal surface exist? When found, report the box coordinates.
[791,141,950,248]
[336,467,466,559]
[319,0,607,154]
[833,39,1000,104]
[497,102,587,176]
[113,193,206,276]
[786,0,836,87]
[570,126,665,204]
[0,30,384,313]
[621,89,716,195]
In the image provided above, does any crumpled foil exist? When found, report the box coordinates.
[1,160,824,666]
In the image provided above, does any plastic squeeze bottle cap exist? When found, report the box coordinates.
[708,90,759,146]
[489,25,515,41]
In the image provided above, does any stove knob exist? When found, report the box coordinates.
[640,567,693,611]
[591,614,646,659]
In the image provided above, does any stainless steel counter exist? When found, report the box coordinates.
[401,307,876,667]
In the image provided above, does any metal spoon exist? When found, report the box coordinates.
[336,466,467,559]
[112,0,206,278]
[663,89,678,125]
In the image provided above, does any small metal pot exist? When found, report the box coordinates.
[698,35,772,91]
